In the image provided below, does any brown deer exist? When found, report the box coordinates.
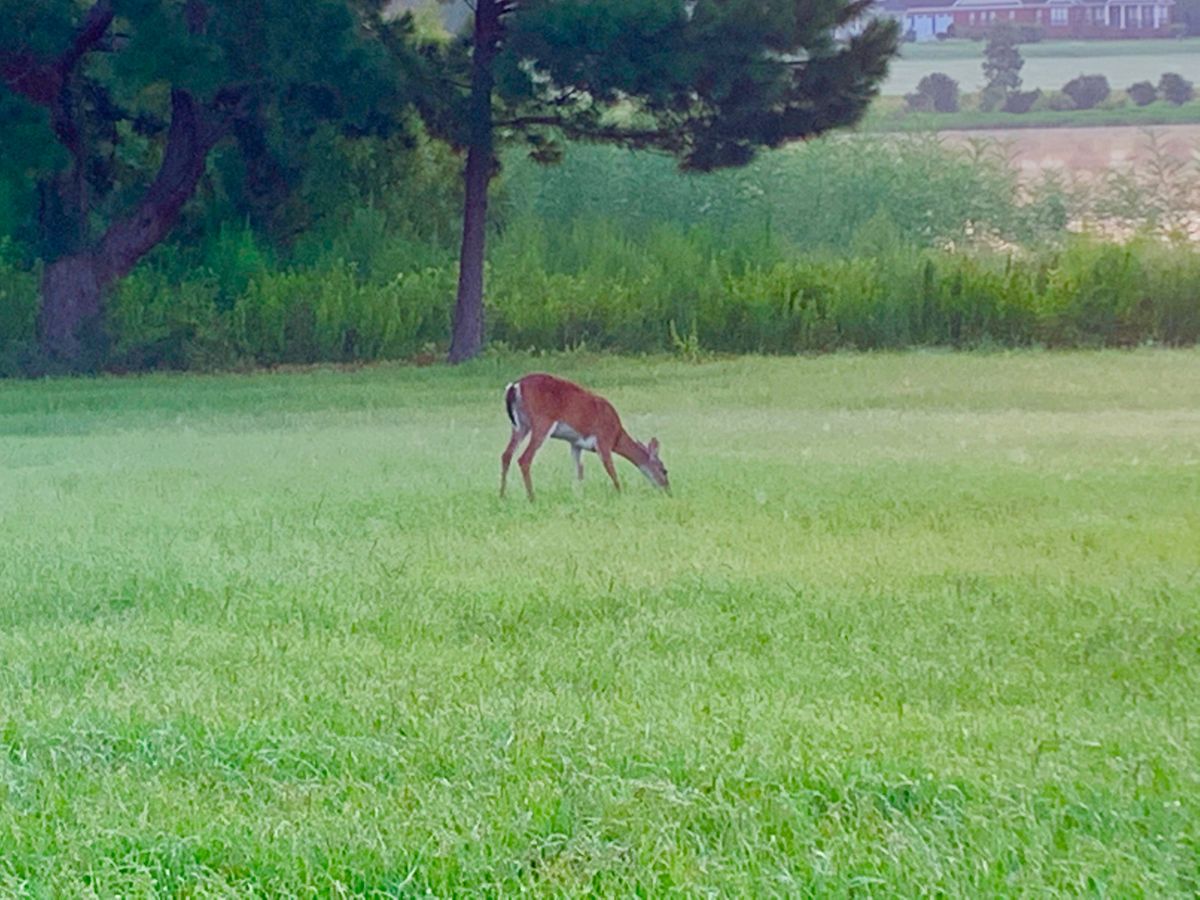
[500,373,669,501]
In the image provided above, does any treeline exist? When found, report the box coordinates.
[906,70,1196,116]
[0,0,900,369]
[3,139,1197,374]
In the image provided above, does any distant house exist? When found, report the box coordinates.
[882,0,1176,41]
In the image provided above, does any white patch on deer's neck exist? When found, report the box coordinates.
[551,422,597,451]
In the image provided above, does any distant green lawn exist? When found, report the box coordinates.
[2,352,1199,894]
[884,37,1200,94]
[863,96,1200,131]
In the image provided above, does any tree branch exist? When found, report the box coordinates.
[96,88,242,283]
[60,0,116,76]
[0,0,115,106]
[495,114,676,146]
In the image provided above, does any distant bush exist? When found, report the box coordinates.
[1041,91,1077,111]
[1127,81,1158,106]
[906,73,960,113]
[1158,72,1195,105]
[1062,74,1111,110]
[1003,89,1041,113]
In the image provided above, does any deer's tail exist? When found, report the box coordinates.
[504,382,519,428]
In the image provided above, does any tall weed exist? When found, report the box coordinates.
[0,240,39,375]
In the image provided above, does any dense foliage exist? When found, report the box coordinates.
[1159,72,1196,105]
[414,0,901,361]
[979,25,1024,111]
[1062,74,1111,110]
[4,137,1198,375]
[1002,89,1041,113]
[0,0,415,365]
[905,73,960,113]
[1128,80,1158,106]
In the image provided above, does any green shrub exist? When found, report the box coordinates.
[230,262,451,365]
[197,223,274,309]
[482,220,1200,355]
[0,244,39,375]
[1041,91,1076,111]
[1062,75,1111,110]
[906,73,960,113]
[1003,89,1041,114]
[106,269,230,371]
[1127,81,1158,106]
[1158,72,1195,105]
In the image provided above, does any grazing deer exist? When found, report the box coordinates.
[501,373,669,500]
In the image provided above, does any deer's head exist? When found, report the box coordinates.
[640,437,670,493]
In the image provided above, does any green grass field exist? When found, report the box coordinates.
[884,38,1200,94]
[2,352,1199,895]
[864,94,1200,130]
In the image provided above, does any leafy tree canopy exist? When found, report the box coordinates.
[421,0,898,171]
[0,0,418,362]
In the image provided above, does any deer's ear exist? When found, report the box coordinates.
[648,437,660,458]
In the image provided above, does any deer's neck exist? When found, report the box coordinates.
[614,430,647,467]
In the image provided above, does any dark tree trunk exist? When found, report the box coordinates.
[448,140,492,364]
[37,88,234,364]
[38,252,105,364]
[447,0,502,364]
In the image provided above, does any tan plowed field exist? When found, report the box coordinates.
[941,123,1200,175]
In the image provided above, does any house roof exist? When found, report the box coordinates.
[893,0,1172,9]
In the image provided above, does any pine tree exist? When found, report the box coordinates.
[410,0,899,362]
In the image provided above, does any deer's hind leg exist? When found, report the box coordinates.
[518,419,555,502]
[500,425,530,498]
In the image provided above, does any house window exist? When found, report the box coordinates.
[969,11,976,23]
[1036,9,1045,21]
[1051,6,1068,24]
[1008,9,1016,18]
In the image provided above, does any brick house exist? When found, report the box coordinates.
[886,0,1176,41]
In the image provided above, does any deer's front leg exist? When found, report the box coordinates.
[598,447,621,493]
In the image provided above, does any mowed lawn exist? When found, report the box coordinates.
[883,38,1200,94]
[1,352,1198,895]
